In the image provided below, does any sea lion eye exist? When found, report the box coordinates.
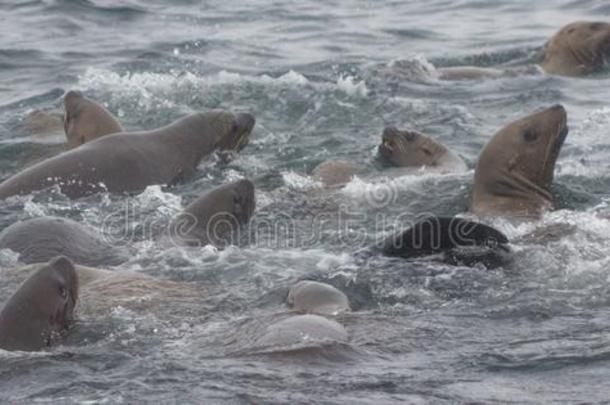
[523,129,538,142]
[422,147,433,156]
[59,286,67,299]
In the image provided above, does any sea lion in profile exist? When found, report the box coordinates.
[0,256,78,351]
[378,127,467,172]
[63,90,123,149]
[0,216,129,266]
[287,281,350,315]
[165,179,256,247]
[377,216,511,268]
[436,22,609,80]
[541,21,610,77]
[311,160,365,188]
[471,105,568,219]
[0,110,255,200]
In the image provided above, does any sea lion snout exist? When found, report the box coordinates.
[233,179,256,222]
[214,111,256,152]
[379,127,418,160]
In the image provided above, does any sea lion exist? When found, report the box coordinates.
[378,216,511,268]
[471,105,568,219]
[436,22,610,80]
[63,90,123,149]
[0,110,255,200]
[0,216,129,266]
[541,21,610,77]
[0,256,78,351]
[287,281,350,315]
[311,160,365,188]
[165,179,256,247]
[255,314,348,351]
[378,127,467,172]
[2,261,204,320]
[0,180,256,265]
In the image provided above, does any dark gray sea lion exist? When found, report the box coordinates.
[165,179,256,247]
[0,216,128,266]
[312,160,365,188]
[471,105,568,219]
[0,256,78,351]
[378,127,467,172]
[377,216,511,268]
[541,21,610,77]
[0,110,255,200]
[63,90,123,149]
[287,281,350,315]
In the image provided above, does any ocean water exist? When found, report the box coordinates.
[1,0,610,403]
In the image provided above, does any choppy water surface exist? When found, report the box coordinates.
[1,0,610,403]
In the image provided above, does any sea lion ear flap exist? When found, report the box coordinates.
[48,256,76,278]
[49,256,74,270]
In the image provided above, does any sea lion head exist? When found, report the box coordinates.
[541,21,610,76]
[63,90,123,149]
[204,110,255,152]
[0,256,79,351]
[473,105,568,217]
[169,179,255,247]
[378,127,447,167]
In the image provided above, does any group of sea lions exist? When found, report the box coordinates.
[0,21,608,353]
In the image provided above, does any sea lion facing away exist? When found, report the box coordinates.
[63,90,123,149]
[541,21,610,77]
[0,216,129,266]
[378,127,467,172]
[378,216,511,268]
[312,160,365,188]
[471,105,568,219]
[287,280,350,315]
[0,110,255,200]
[0,256,78,351]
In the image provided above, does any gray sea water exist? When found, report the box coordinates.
[1,0,610,403]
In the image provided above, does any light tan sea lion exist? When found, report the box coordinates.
[541,21,610,77]
[437,22,610,80]
[0,110,255,200]
[63,90,123,149]
[378,126,467,172]
[20,110,64,136]
[471,105,568,219]
[0,256,78,351]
